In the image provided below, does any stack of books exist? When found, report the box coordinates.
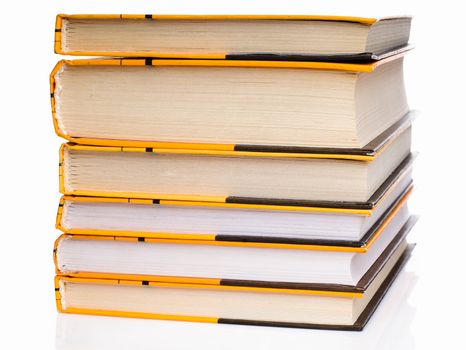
[51,14,417,331]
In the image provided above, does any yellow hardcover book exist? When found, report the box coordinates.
[54,14,411,60]
[55,188,411,254]
[55,269,417,345]
[58,135,415,207]
[54,222,416,331]
[50,55,412,152]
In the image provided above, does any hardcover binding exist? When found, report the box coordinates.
[56,182,412,247]
[50,55,412,155]
[55,14,411,60]
[217,183,412,246]
[220,216,417,292]
[223,153,415,209]
[59,144,415,210]
[225,45,413,63]
[231,111,414,157]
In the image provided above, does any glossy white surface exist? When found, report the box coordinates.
[1,1,465,349]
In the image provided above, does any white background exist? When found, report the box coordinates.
[1,1,465,349]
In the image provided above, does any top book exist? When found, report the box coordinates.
[55,14,411,61]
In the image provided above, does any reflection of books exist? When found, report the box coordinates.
[55,268,416,350]
[360,268,416,350]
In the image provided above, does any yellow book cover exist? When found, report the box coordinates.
[50,55,413,152]
[58,138,415,208]
[54,14,411,60]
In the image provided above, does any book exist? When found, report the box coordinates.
[59,132,413,204]
[55,232,415,330]
[54,14,411,61]
[54,205,414,286]
[56,167,412,244]
[55,269,416,346]
[50,55,409,150]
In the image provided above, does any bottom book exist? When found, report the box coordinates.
[56,269,416,349]
[55,239,414,331]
